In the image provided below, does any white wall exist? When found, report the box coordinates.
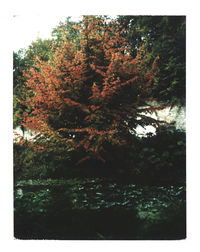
[135,102,185,137]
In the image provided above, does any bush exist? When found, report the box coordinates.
[134,128,186,184]
[14,142,72,180]
[14,127,186,184]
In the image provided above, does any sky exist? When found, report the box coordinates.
[12,14,82,52]
[12,14,118,52]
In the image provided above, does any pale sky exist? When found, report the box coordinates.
[12,14,82,52]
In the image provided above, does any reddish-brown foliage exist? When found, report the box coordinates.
[20,16,162,164]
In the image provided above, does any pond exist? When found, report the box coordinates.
[14,179,186,240]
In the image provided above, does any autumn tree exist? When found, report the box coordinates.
[13,38,55,130]
[19,16,165,165]
[14,18,82,129]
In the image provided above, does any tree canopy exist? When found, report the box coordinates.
[117,16,186,103]
[18,16,165,164]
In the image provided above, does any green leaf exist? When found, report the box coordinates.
[177,141,184,146]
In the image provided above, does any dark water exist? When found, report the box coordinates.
[14,179,186,240]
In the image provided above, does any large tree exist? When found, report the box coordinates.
[19,16,165,164]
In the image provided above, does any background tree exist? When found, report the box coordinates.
[13,50,28,129]
[51,16,82,49]
[20,16,165,165]
[117,16,186,104]
[25,38,53,65]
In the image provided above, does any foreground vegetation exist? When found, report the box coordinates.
[14,128,186,239]
[14,179,185,239]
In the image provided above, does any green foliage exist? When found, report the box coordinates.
[51,17,82,48]
[13,50,27,128]
[14,180,186,239]
[25,38,53,65]
[14,141,72,180]
[14,189,52,215]
[14,142,35,179]
[14,127,185,184]
[134,129,186,183]
[118,16,186,103]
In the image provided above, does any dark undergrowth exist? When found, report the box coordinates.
[14,128,186,240]
[14,181,186,240]
[14,129,186,186]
